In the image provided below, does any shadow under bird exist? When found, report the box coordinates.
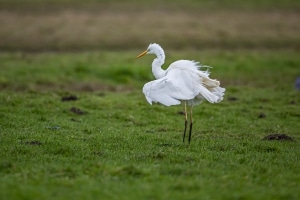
[136,43,225,143]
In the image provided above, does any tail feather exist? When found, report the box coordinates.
[197,77,225,103]
[211,86,225,103]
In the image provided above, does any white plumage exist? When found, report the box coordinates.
[136,43,225,143]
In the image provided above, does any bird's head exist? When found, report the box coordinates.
[136,43,163,59]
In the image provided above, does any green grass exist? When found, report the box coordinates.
[0,50,300,200]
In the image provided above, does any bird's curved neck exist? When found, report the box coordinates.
[152,49,166,79]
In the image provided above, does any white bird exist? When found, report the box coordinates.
[136,43,225,143]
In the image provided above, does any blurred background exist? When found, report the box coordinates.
[1,0,299,52]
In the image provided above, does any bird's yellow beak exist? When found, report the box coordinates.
[136,50,148,59]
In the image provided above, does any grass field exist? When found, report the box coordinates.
[0,1,300,200]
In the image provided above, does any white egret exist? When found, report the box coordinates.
[136,43,225,143]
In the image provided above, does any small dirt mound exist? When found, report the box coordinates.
[70,107,87,115]
[177,111,185,115]
[258,113,266,118]
[61,95,78,102]
[228,97,238,101]
[25,141,42,146]
[263,134,294,141]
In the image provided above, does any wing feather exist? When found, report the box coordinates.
[142,68,199,106]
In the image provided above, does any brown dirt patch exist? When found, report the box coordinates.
[258,113,266,118]
[70,107,87,115]
[263,134,294,141]
[61,95,78,102]
[228,97,238,101]
[25,141,42,145]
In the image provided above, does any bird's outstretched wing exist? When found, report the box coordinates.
[142,68,201,106]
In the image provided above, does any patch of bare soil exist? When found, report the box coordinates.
[228,97,238,101]
[61,95,78,102]
[258,113,266,118]
[24,141,42,145]
[263,134,294,141]
[177,111,185,115]
[70,107,87,115]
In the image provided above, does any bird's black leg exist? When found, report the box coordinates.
[188,106,193,144]
[182,102,188,142]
